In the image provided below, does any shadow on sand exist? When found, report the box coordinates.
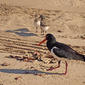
[6,28,37,37]
[0,69,64,75]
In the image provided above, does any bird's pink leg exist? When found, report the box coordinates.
[46,60,61,71]
[63,61,68,75]
[46,60,68,75]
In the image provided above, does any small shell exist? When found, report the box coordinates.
[14,76,22,80]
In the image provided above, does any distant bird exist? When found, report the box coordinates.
[34,15,49,34]
[38,33,85,75]
[40,19,49,35]
[34,15,41,33]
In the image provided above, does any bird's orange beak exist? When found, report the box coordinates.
[37,38,47,46]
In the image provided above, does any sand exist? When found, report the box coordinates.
[0,0,85,85]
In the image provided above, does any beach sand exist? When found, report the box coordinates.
[0,0,85,85]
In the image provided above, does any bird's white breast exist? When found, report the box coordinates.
[42,26,49,31]
[37,20,41,26]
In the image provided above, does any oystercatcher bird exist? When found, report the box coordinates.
[38,34,85,75]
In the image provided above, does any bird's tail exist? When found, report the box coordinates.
[77,53,85,61]
[82,55,85,61]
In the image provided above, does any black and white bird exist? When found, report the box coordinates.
[38,33,85,75]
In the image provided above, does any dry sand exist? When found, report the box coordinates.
[0,0,85,85]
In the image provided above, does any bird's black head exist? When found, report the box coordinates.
[45,34,56,51]
[37,33,56,46]
[46,34,56,42]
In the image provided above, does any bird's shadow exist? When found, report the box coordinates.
[0,69,64,75]
[6,28,37,37]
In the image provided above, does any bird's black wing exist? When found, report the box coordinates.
[52,46,68,58]
[54,42,76,54]
[52,42,79,59]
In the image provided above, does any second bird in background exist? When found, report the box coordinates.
[34,14,49,35]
